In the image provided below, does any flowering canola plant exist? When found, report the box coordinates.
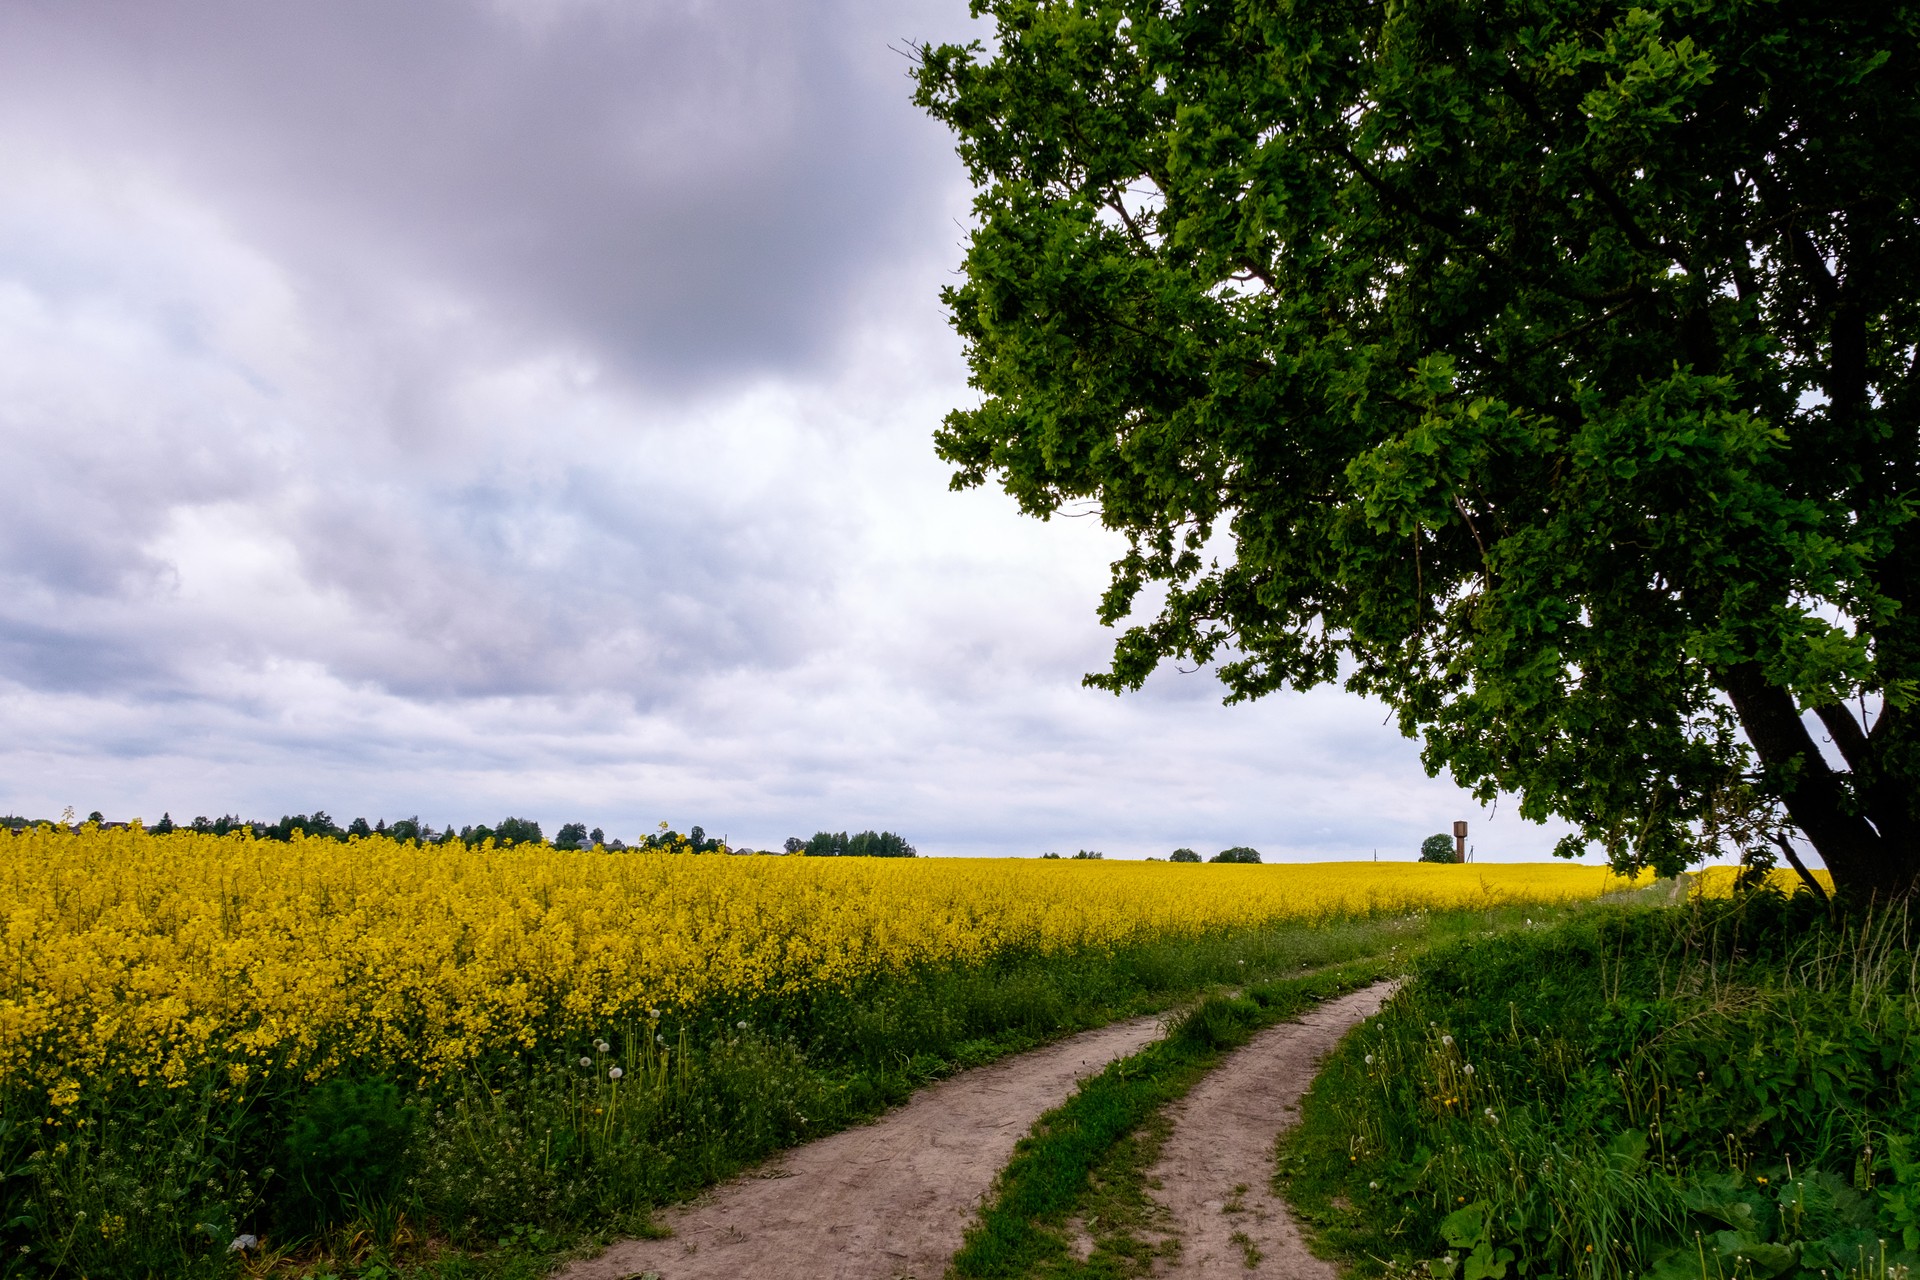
[1687,864,1834,897]
[0,825,1633,1101]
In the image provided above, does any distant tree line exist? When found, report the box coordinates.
[1038,847,1263,862]
[0,811,769,854]
[637,824,728,853]
[0,817,1467,863]
[1161,847,1263,862]
[784,830,917,857]
[158,812,565,847]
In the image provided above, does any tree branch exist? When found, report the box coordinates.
[1234,257,1278,293]
[1103,188,1152,251]
[1454,496,1492,577]
[1771,832,1831,906]
[1720,662,1883,891]
[1814,702,1871,773]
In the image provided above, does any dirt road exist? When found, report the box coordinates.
[1147,981,1396,1278]
[557,1013,1170,1280]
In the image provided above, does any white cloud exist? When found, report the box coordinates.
[0,1,1585,864]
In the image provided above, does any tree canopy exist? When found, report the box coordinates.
[1210,846,1263,864]
[798,830,919,857]
[915,0,1920,900]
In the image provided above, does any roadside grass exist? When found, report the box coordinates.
[14,910,1443,1279]
[1277,894,1919,1280]
[947,903,1570,1280]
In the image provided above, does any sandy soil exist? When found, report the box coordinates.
[1147,982,1396,1278]
[556,1013,1170,1280]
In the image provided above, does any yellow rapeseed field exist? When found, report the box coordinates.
[1687,863,1834,896]
[0,825,1634,1103]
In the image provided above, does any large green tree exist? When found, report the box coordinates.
[915,0,1920,899]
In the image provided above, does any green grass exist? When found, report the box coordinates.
[1277,893,1920,1280]
[948,903,1574,1280]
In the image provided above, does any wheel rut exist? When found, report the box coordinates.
[555,1013,1170,1280]
[1147,981,1396,1278]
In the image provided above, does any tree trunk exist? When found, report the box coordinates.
[1720,663,1920,902]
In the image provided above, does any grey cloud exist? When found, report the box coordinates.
[0,118,853,707]
[279,463,841,700]
[0,0,960,702]
[0,0,968,386]
[0,614,172,694]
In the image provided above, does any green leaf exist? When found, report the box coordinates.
[1464,1241,1515,1280]
[1441,1201,1490,1250]
[1605,1129,1649,1170]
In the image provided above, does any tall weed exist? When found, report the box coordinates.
[1284,897,1919,1280]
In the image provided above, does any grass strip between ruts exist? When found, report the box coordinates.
[948,957,1393,1279]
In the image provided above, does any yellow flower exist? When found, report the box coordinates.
[0,825,1631,1096]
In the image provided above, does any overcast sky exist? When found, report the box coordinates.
[0,0,1589,860]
